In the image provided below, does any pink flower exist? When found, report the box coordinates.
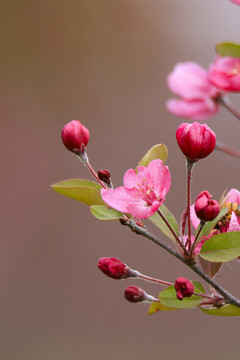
[194,191,220,222]
[208,56,240,91]
[62,120,89,154]
[124,286,157,303]
[166,62,221,120]
[174,277,194,301]
[230,0,240,5]
[97,257,130,279]
[176,122,216,162]
[191,188,240,232]
[101,159,171,219]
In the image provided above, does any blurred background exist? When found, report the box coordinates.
[1,0,240,359]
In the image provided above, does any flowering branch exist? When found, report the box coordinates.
[219,96,240,122]
[122,219,240,307]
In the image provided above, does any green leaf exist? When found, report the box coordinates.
[196,208,228,241]
[216,42,240,58]
[137,144,168,168]
[200,304,240,317]
[158,282,204,309]
[199,231,240,262]
[148,301,178,315]
[149,204,179,242]
[90,205,122,220]
[51,179,106,206]
[199,257,222,279]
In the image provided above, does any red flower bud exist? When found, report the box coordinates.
[98,169,112,187]
[124,286,146,303]
[194,191,220,222]
[176,122,216,162]
[97,257,130,279]
[62,120,89,154]
[174,277,194,301]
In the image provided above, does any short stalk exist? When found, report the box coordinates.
[78,152,107,189]
[133,271,173,286]
[189,220,205,259]
[157,209,189,257]
[185,159,195,252]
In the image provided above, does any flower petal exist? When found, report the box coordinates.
[166,99,218,121]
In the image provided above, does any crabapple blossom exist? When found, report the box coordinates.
[101,159,171,219]
[194,191,220,222]
[208,56,240,91]
[176,122,216,162]
[97,257,131,279]
[166,62,221,120]
[124,286,158,303]
[62,120,89,154]
[191,188,240,233]
[174,277,194,300]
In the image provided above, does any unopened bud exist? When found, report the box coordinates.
[195,191,220,222]
[98,169,112,187]
[124,286,158,303]
[97,257,131,279]
[174,277,194,301]
[176,122,216,162]
[62,120,89,155]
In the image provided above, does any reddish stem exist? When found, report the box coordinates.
[157,209,189,257]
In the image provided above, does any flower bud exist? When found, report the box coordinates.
[174,277,194,301]
[124,286,147,303]
[98,169,112,187]
[176,122,216,162]
[97,257,131,279]
[194,191,220,222]
[62,120,89,154]
[124,286,158,303]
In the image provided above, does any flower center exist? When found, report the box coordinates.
[227,63,240,77]
[135,178,157,205]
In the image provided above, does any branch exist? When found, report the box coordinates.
[123,219,240,307]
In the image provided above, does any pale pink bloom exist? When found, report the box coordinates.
[167,62,221,120]
[208,56,240,91]
[101,159,171,219]
[230,0,240,5]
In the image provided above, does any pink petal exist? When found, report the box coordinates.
[190,204,200,229]
[101,187,138,213]
[127,200,161,219]
[166,99,218,121]
[226,188,240,204]
[228,212,240,232]
[167,62,217,100]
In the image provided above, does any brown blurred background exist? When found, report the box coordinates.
[1,0,240,359]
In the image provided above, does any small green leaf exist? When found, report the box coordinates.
[196,208,228,241]
[90,205,122,220]
[216,42,240,58]
[148,301,178,315]
[51,179,105,206]
[200,304,240,317]
[158,282,204,309]
[149,204,179,242]
[137,144,168,168]
[199,231,240,262]
[199,257,222,279]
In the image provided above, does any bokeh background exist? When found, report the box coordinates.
[1,0,240,359]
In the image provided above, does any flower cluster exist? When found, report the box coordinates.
[167,57,240,120]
